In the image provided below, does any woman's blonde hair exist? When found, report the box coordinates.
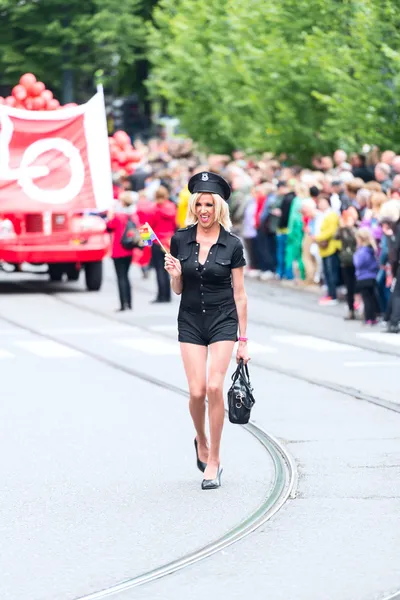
[186,192,232,230]
[356,226,377,251]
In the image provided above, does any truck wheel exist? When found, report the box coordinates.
[48,264,64,282]
[85,261,102,291]
[65,264,80,281]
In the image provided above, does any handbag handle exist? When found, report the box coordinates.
[233,358,252,386]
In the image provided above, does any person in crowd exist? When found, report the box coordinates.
[380,200,400,333]
[242,188,259,275]
[343,178,364,215]
[147,185,177,303]
[353,228,380,324]
[165,171,249,490]
[313,194,341,305]
[301,198,319,285]
[361,192,385,247]
[335,207,358,319]
[176,167,193,228]
[285,183,308,283]
[376,225,391,316]
[374,162,392,194]
[391,174,400,199]
[276,182,296,279]
[106,192,139,311]
[350,153,375,182]
[257,183,279,279]
[135,190,154,279]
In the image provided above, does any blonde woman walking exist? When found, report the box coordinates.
[164,172,250,490]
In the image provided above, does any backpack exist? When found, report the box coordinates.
[120,218,142,251]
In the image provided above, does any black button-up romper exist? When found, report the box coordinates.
[170,224,246,346]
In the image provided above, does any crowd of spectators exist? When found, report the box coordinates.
[110,138,400,333]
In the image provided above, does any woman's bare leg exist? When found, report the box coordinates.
[180,342,209,463]
[204,340,235,480]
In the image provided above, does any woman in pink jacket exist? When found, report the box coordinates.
[107,192,139,311]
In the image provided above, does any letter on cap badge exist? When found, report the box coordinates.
[201,173,209,181]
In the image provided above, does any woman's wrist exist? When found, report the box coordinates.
[238,336,248,343]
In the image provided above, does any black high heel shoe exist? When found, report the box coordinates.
[194,438,207,473]
[201,465,223,490]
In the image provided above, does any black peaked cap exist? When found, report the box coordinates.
[188,171,231,201]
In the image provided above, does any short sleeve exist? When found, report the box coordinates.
[170,234,179,258]
[231,239,246,268]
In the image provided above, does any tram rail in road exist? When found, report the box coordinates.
[43,287,400,416]
[0,307,297,599]
[2,280,400,600]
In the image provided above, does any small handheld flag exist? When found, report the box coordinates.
[139,222,169,254]
[139,223,156,246]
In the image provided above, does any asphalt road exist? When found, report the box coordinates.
[0,260,399,600]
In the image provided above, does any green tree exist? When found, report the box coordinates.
[147,0,400,162]
[0,0,146,101]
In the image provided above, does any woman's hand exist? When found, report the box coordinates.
[164,253,182,278]
[236,341,250,365]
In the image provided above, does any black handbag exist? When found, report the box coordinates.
[121,218,142,251]
[228,359,255,424]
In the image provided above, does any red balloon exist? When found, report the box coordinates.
[41,89,53,102]
[24,97,34,110]
[30,81,46,97]
[19,73,37,93]
[0,96,4,105]
[47,99,60,110]
[113,130,131,147]
[4,96,16,107]
[109,137,117,146]
[109,145,119,160]
[118,151,128,165]
[62,102,78,108]
[111,160,120,172]
[31,96,46,110]
[12,85,28,101]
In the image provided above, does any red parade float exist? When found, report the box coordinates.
[0,73,113,290]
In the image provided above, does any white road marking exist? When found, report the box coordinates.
[344,360,400,367]
[357,332,400,346]
[115,337,180,355]
[41,327,138,335]
[14,340,83,358]
[0,330,25,336]
[0,349,14,358]
[272,334,360,352]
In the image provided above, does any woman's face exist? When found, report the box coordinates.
[196,193,215,228]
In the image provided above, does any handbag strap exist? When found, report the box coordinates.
[233,359,252,388]
[239,359,251,386]
[231,361,243,383]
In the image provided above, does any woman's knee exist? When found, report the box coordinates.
[189,387,206,404]
[206,381,223,400]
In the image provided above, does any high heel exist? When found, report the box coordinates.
[201,465,223,490]
[194,438,207,473]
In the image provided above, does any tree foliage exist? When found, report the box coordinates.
[147,0,400,162]
[0,0,146,100]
